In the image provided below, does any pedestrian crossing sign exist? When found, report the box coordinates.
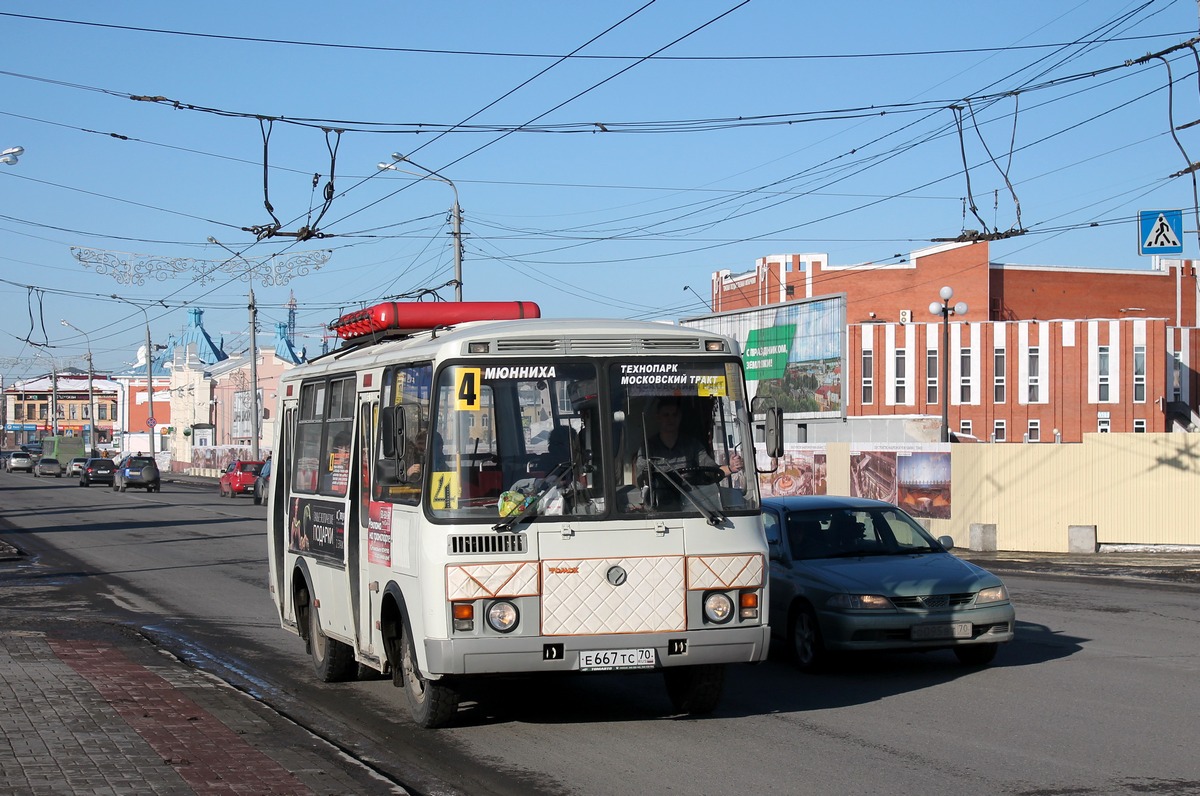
[1139,209,1184,255]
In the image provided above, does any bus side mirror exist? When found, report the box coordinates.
[763,407,784,459]
[380,406,399,458]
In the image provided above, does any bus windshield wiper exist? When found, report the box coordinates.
[492,462,573,532]
[643,457,726,527]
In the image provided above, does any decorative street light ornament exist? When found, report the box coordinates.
[70,247,332,287]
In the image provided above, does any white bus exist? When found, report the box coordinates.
[266,301,777,727]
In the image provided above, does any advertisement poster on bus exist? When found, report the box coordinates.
[288,497,345,561]
[681,296,844,419]
[367,502,392,566]
[849,444,951,519]
[756,443,827,497]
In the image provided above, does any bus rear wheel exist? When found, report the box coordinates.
[400,627,459,728]
[308,602,356,682]
[663,663,725,715]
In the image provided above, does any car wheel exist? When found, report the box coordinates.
[954,643,999,667]
[400,620,460,728]
[663,664,725,715]
[789,603,829,672]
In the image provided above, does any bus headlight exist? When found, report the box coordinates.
[486,600,520,633]
[703,592,734,624]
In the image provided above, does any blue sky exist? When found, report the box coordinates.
[1,1,1197,376]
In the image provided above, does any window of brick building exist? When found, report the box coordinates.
[1133,345,1146,403]
[861,349,873,405]
[994,349,1006,403]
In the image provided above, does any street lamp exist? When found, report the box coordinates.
[1,145,23,166]
[61,320,98,454]
[111,295,158,455]
[929,286,968,443]
[377,152,463,301]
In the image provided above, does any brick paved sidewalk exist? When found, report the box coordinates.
[0,624,405,795]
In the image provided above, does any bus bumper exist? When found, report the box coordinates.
[424,625,770,676]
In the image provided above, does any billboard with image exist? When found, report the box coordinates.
[682,295,845,420]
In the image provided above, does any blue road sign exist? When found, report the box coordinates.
[1139,209,1184,255]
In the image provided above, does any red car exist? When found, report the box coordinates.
[219,460,265,498]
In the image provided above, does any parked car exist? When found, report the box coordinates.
[113,454,161,493]
[252,458,272,505]
[33,457,64,478]
[79,458,116,487]
[762,495,1015,671]
[219,459,265,498]
[66,457,89,476]
[7,451,34,473]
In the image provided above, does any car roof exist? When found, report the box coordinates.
[761,495,899,512]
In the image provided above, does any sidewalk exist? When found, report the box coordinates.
[0,538,405,795]
[958,549,1200,585]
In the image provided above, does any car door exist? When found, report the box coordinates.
[763,506,794,632]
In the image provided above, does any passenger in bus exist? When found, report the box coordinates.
[404,430,445,482]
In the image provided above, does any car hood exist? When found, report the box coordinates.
[797,553,1001,595]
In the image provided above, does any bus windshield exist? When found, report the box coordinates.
[425,358,758,523]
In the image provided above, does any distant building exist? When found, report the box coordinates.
[710,240,1200,442]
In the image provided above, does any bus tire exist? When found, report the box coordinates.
[400,625,459,728]
[663,663,725,716]
[308,602,356,682]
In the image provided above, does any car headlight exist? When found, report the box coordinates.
[703,592,735,623]
[975,585,1009,604]
[486,600,520,633]
[826,593,894,610]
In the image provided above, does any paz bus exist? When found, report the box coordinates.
[266,301,779,727]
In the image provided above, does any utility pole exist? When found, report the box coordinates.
[249,288,260,460]
[451,199,463,302]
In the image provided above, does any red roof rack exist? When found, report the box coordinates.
[330,301,541,340]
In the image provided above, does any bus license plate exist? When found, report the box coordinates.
[579,648,656,671]
[911,622,972,640]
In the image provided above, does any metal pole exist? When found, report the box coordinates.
[51,362,59,437]
[940,304,950,443]
[86,352,95,455]
[146,323,155,455]
[248,288,260,460]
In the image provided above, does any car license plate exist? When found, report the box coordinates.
[579,648,656,671]
[911,622,972,640]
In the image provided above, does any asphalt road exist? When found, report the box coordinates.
[3,473,1199,796]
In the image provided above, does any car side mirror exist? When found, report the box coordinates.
[768,539,786,563]
[937,535,955,550]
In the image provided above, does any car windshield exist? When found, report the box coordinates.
[784,506,944,560]
[241,463,263,475]
[40,458,60,465]
[126,457,155,468]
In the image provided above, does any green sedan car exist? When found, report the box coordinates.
[763,495,1015,671]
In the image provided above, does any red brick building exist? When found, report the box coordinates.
[710,242,1200,441]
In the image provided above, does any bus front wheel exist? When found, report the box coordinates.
[400,627,459,728]
[308,602,356,682]
[663,663,725,715]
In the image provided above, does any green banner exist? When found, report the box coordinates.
[743,324,795,380]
